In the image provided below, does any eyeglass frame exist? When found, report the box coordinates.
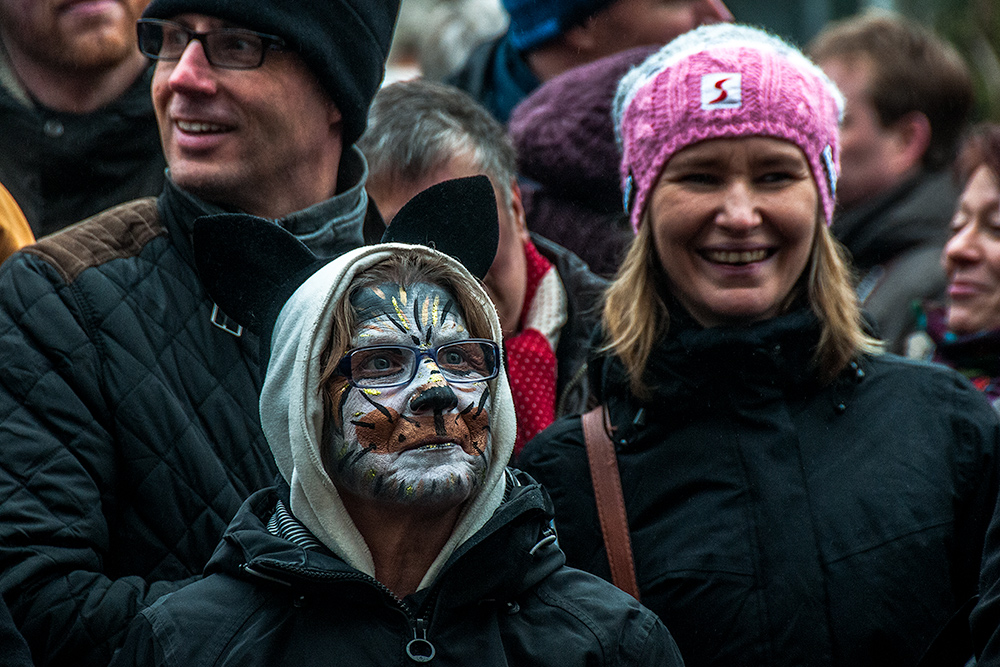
[136,18,288,70]
[334,339,502,390]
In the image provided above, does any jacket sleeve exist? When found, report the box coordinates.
[943,365,1000,662]
[0,252,192,667]
[0,594,33,667]
[110,612,167,667]
[628,613,685,667]
[973,480,1000,663]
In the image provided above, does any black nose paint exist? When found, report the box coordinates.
[410,385,459,413]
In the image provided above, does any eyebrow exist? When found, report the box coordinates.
[752,154,807,169]
[668,148,805,171]
[666,155,721,170]
[173,16,261,33]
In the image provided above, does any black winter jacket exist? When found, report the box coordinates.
[833,169,957,353]
[0,177,368,667]
[0,64,165,238]
[519,309,1000,667]
[112,475,683,667]
[0,597,31,667]
[974,491,1000,665]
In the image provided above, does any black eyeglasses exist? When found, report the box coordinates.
[336,340,501,389]
[136,18,287,70]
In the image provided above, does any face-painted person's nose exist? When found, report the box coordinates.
[409,385,459,413]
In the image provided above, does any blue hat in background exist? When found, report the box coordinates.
[503,0,616,51]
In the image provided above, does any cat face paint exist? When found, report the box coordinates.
[325,282,492,508]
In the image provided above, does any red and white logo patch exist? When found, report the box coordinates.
[701,73,742,109]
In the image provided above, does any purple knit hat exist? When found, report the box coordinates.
[613,24,844,232]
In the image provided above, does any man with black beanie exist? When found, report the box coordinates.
[0,2,399,666]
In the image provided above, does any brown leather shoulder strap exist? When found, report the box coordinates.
[581,406,640,601]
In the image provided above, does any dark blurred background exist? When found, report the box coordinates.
[727,0,999,121]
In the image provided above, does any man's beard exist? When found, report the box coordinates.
[1,7,139,74]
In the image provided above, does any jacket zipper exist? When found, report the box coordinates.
[407,617,435,662]
[241,561,439,663]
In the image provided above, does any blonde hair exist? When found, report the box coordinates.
[602,215,881,398]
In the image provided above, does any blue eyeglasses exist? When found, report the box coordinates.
[336,340,501,389]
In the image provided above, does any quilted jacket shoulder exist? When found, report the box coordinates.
[0,197,277,667]
[23,198,162,283]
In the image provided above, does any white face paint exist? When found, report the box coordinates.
[324,282,492,508]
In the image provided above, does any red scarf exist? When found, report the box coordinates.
[506,240,560,455]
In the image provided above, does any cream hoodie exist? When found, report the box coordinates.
[259,243,516,591]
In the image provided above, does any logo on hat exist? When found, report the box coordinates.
[701,73,741,110]
[822,145,837,197]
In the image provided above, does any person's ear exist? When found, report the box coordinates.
[328,101,343,126]
[508,179,530,242]
[888,110,931,173]
[561,19,601,54]
[380,175,499,279]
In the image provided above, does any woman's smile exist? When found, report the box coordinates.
[650,137,818,328]
[698,246,775,266]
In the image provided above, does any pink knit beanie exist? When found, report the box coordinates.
[613,24,844,232]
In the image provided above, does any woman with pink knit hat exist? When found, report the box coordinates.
[518,24,1000,666]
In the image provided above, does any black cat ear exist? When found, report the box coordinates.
[193,213,326,337]
[195,175,499,342]
[380,175,499,279]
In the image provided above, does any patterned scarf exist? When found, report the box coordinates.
[919,304,1000,405]
[506,240,567,454]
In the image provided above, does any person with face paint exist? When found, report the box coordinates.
[110,177,683,667]
[519,25,1000,666]
[360,79,609,455]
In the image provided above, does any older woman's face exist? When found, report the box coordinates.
[324,282,492,508]
[943,165,1000,335]
[649,137,818,327]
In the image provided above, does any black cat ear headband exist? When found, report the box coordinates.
[193,174,500,349]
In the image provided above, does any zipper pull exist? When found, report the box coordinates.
[405,618,436,663]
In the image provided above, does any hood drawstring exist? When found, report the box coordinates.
[529,526,558,557]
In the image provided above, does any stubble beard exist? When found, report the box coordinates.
[2,8,139,74]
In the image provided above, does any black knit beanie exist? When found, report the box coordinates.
[142,0,400,146]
